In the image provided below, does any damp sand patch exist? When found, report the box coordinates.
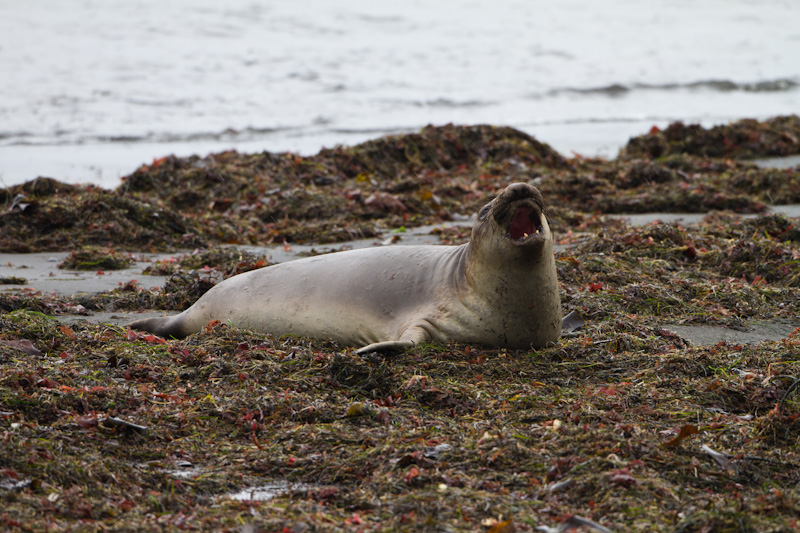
[223,481,315,502]
[609,204,800,227]
[0,221,472,309]
[753,154,800,170]
[664,319,800,346]
[0,252,171,296]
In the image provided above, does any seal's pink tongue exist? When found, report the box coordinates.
[509,206,536,240]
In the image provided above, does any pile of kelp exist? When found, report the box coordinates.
[1,116,800,531]
[1,117,799,252]
[622,114,800,159]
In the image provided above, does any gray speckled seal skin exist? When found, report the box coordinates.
[130,183,562,354]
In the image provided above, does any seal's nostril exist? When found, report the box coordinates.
[507,183,528,200]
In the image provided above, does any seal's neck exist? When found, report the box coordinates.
[463,236,555,305]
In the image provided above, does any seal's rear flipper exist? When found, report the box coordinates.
[355,340,415,355]
[129,314,188,339]
[561,310,584,335]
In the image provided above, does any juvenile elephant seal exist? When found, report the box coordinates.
[130,182,562,353]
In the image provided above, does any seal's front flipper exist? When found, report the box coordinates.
[356,325,431,355]
[354,340,415,355]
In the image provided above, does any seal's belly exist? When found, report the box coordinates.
[191,245,464,346]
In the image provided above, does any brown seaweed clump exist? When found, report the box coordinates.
[2,119,800,253]
[621,114,800,160]
[58,248,133,270]
[0,178,204,253]
[541,151,800,217]
[0,125,568,252]
[117,124,568,245]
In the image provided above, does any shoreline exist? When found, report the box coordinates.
[5,117,791,189]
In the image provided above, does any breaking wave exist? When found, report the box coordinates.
[547,78,799,98]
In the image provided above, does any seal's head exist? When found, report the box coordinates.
[465,182,561,348]
[471,182,551,261]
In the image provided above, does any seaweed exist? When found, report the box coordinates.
[0,179,204,252]
[1,118,800,530]
[58,248,133,270]
[2,119,799,253]
[622,115,800,160]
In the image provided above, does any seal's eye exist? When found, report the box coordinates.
[478,204,491,220]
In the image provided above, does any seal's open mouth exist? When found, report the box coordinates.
[506,205,544,243]
[483,182,548,246]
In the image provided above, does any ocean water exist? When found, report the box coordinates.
[1,0,799,188]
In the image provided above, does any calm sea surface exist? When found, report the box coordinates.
[1,0,799,187]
